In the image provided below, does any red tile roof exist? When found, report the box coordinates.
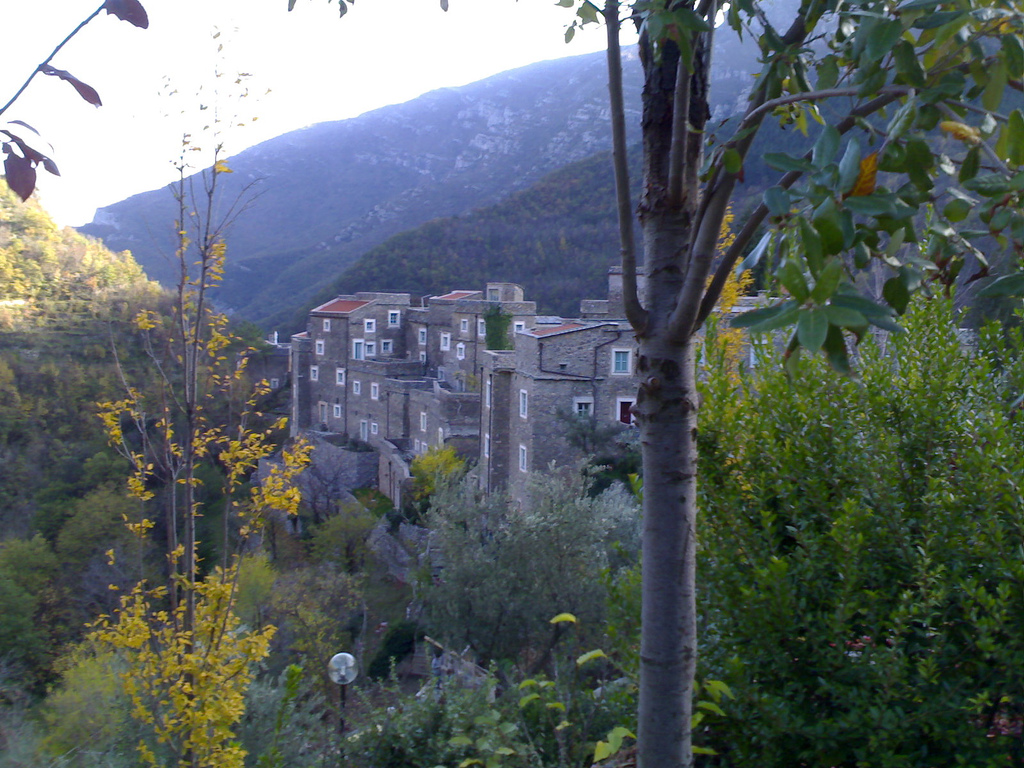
[312,298,371,314]
[531,323,585,337]
[434,290,480,301]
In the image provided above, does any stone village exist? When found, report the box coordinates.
[279,268,649,509]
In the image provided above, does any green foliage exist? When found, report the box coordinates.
[424,469,639,665]
[367,620,423,681]
[484,304,513,351]
[342,681,531,768]
[696,299,1024,765]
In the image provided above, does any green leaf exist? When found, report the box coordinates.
[812,197,845,255]
[731,302,798,331]
[577,1,600,23]
[865,20,904,64]
[816,56,839,90]
[844,195,897,217]
[963,173,1011,197]
[824,304,867,327]
[593,742,614,762]
[982,59,1008,113]
[977,273,1024,298]
[799,218,824,276]
[823,324,851,374]
[778,260,810,302]
[519,693,541,708]
[883,275,911,314]
[798,308,828,351]
[576,649,608,666]
[893,40,925,87]
[738,231,772,274]
[704,679,735,701]
[697,700,726,717]
[1006,109,1024,166]
[912,9,967,29]
[723,148,743,175]
[764,186,791,217]
[838,139,863,195]
[810,259,844,304]
[959,146,980,183]
[693,746,719,756]
[450,736,474,747]
[887,98,918,143]
[813,125,840,168]
[764,153,815,173]
[943,197,971,223]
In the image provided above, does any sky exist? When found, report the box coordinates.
[3,0,626,227]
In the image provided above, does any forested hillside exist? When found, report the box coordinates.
[273,114,812,332]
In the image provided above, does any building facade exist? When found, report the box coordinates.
[290,275,639,506]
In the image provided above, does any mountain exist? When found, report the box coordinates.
[80,42,763,328]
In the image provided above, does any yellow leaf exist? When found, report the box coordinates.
[213,159,233,174]
[550,612,577,625]
[848,152,878,197]
[939,120,980,145]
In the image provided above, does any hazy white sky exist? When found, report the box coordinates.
[3,0,623,226]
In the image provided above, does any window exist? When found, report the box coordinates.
[359,420,368,441]
[420,411,428,432]
[333,403,342,418]
[488,288,500,301]
[418,328,427,345]
[519,389,528,419]
[388,310,400,327]
[438,368,446,382]
[336,368,346,386]
[460,318,469,334]
[514,321,526,333]
[574,397,594,417]
[371,421,379,435]
[352,340,364,360]
[485,378,491,408]
[456,342,466,360]
[322,318,331,332]
[364,319,376,333]
[370,382,380,400]
[318,402,327,424]
[315,339,325,356]
[269,377,280,389]
[419,351,427,362]
[414,439,421,453]
[381,339,393,353]
[617,398,636,425]
[612,349,632,375]
[440,332,451,351]
[352,380,361,395]
[519,444,528,472]
[309,365,319,381]
[484,433,490,458]
[437,427,444,446]
[365,341,376,357]
[478,319,486,337]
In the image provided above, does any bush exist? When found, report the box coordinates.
[695,299,1024,765]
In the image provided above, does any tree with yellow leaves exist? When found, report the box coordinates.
[93,132,309,768]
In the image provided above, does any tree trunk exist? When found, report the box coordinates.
[635,233,700,768]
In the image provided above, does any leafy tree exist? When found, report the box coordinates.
[88,114,310,764]
[410,445,467,503]
[295,0,1024,761]
[424,468,639,667]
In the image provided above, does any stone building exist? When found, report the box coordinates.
[289,273,638,507]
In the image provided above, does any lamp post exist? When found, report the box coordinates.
[327,652,358,743]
